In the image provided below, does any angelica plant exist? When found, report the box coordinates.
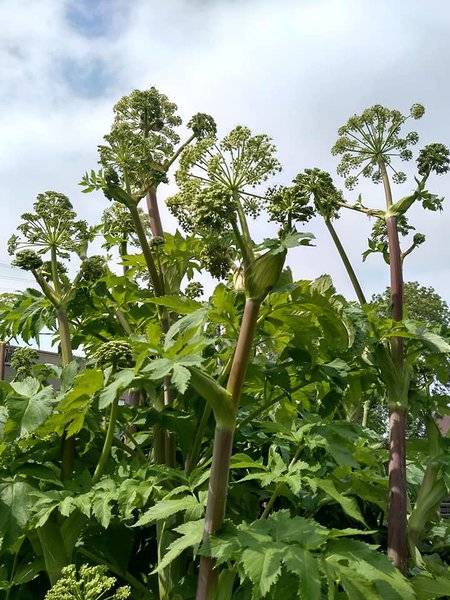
[9,191,94,479]
[169,125,314,599]
[329,103,449,572]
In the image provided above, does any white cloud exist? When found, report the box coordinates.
[0,0,449,305]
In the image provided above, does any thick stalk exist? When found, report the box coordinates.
[381,162,408,573]
[93,397,119,483]
[196,299,260,600]
[146,188,164,238]
[57,308,75,481]
[0,341,6,381]
[362,399,370,428]
[324,218,367,305]
[128,202,163,296]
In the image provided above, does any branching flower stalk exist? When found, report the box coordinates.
[330,103,449,572]
[168,125,314,598]
[9,191,93,480]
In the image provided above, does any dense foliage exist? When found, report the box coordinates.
[0,89,449,599]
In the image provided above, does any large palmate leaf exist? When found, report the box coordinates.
[0,478,33,550]
[39,369,103,437]
[4,378,54,441]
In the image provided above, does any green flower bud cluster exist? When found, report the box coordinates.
[188,112,217,139]
[167,178,235,234]
[417,143,450,176]
[44,564,130,600]
[40,260,68,283]
[80,256,107,282]
[8,191,93,259]
[268,168,340,226]
[12,250,43,271]
[150,236,165,248]
[94,340,135,370]
[184,281,204,299]
[170,126,281,237]
[101,202,150,250]
[11,346,39,381]
[199,237,233,280]
[413,232,426,245]
[332,104,423,189]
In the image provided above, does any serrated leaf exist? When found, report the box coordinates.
[412,572,450,599]
[5,382,53,440]
[313,479,366,525]
[147,295,204,314]
[171,364,191,394]
[241,546,284,598]
[135,496,200,527]
[153,519,204,574]
[98,368,135,410]
[283,547,321,600]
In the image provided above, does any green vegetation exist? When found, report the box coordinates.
[0,90,449,600]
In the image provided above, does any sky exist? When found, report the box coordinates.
[1,0,450,311]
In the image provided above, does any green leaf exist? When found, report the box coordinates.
[5,380,53,440]
[40,369,103,437]
[135,496,201,527]
[0,478,32,549]
[312,479,366,526]
[241,546,284,598]
[325,539,415,600]
[284,547,321,600]
[171,364,191,394]
[164,308,208,347]
[153,519,204,574]
[412,572,450,599]
[147,295,204,314]
[98,368,135,410]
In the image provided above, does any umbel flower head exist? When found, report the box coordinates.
[267,168,339,228]
[12,249,43,271]
[417,143,450,176]
[11,346,39,381]
[331,104,424,189]
[184,281,204,299]
[44,564,130,600]
[8,191,93,259]
[80,256,107,282]
[94,340,135,371]
[84,87,216,204]
[168,125,281,234]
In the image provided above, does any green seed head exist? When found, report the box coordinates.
[94,340,135,371]
[12,250,43,271]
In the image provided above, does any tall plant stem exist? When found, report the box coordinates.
[324,218,367,305]
[128,202,163,296]
[93,397,119,483]
[57,307,76,481]
[381,162,408,574]
[0,341,6,381]
[146,188,164,238]
[196,298,260,600]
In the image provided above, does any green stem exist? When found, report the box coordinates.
[231,220,253,270]
[362,399,370,428]
[380,161,408,574]
[93,397,119,484]
[196,298,261,600]
[185,404,212,474]
[128,202,163,296]
[324,218,367,305]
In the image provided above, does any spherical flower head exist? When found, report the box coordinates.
[40,260,68,282]
[11,346,39,381]
[113,87,181,144]
[417,143,450,176]
[185,281,203,299]
[102,202,135,242]
[94,340,135,371]
[188,113,217,139]
[80,256,106,282]
[332,104,422,188]
[413,232,426,245]
[12,250,43,271]
[199,238,233,280]
[410,103,425,119]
